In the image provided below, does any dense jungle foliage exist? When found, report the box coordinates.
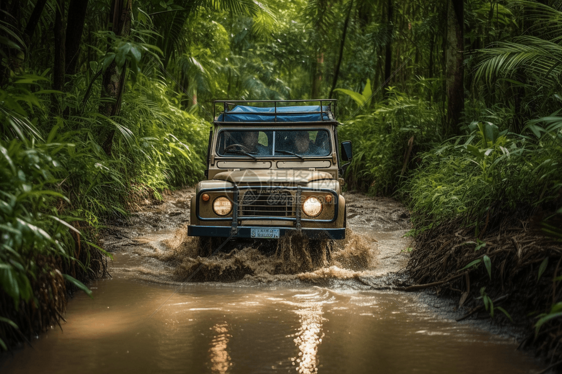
[0,0,561,353]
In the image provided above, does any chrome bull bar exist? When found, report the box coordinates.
[195,186,339,235]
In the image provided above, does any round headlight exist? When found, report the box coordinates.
[302,196,322,217]
[213,197,232,216]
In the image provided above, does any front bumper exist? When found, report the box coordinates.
[188,225,346,240]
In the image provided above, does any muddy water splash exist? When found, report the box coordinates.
[145,226,377,283]
[100,187,408,285]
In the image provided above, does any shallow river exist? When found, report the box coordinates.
[1,275,543,373]
[0,190,546,373]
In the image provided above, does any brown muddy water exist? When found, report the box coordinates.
[0,189,546,373]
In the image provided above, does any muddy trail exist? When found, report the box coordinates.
[1,188,547,374]
[101,188,412,286]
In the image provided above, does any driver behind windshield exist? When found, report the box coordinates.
[294,131,321,155]
[241,131,270,155]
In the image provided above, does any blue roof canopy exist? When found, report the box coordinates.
[217,105,333,123]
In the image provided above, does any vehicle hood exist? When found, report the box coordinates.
[213,170,334,184]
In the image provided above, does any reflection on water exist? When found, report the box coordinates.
[292,304,324,374]
[0,278,544,374]
[210,323,232,374]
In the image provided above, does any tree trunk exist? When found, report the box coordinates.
[65,0,90,76]
[100,0,132,156]
[428,35,434,79]
[24,0,49,42]
[329,0,354,99]
[445,0,464,136]
[383,0,393,98]
[52,0,66,113]
[311,52,323,98]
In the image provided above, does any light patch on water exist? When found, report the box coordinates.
[189,308,223,311]
[292,304,326,374]
[415,330,452,336]
[209,323,232,373]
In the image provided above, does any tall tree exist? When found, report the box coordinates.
[306,0,334,99]
[445,0,463,135]
[24,0,49,42]
[52,0,67,112]
[65,0,90,76]
[312,52,323,98]
[329,0,354,99]
[100,0,132,156]
[383,0,393,98]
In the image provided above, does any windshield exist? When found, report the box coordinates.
[216,130,331,157]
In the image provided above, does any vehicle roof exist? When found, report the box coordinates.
[213,99,338,125]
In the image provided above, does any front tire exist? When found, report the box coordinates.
[196,236,227,256]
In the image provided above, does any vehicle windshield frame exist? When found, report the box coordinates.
[215,127,333,159]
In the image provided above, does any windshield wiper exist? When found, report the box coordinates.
[225,149,258,161]
[276,150,305,161]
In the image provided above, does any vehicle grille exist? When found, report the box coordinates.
[239,189,294,217]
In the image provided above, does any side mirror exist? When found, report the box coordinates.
[341,141,353,162]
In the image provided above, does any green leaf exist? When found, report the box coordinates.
[536,312,562,337]
[361,79,372,103]
[496,307,513,322]
[467,145,484,159]
[461,259,481,270]
[84,240,114,260]
[46,215,80,234]
[130,46,141,63]
[475,240,486,251]
[102,54,115,72]
[538,257,549,281]
[334,88,367,107]
[116,43,132,67]
[483,255,492,279]
[0,316,18,329]
[63,274,92,298]
[480,122,499,144]
[550,303,562,314]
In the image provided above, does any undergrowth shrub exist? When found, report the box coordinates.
[0,73,207,349]
[338,88,442,195]
[404,122,562,231]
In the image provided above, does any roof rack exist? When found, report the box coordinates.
[213,99,338,124]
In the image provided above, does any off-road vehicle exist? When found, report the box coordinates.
[188,99,352,245]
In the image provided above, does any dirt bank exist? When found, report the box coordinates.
[407,210,562,372]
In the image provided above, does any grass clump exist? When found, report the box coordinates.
[404,122,562,231]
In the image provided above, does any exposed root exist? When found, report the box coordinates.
[407,206,562,364]
[0,235,106,350]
